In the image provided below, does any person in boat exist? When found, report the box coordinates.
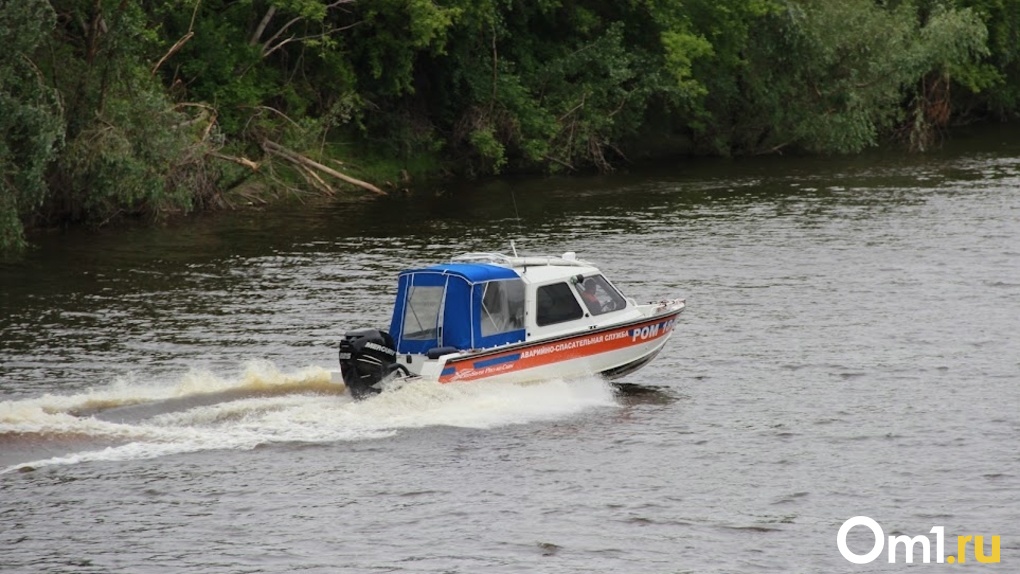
[577,275,627,315]
[580,278,602,313]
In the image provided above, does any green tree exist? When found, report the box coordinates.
[148,0,387,193]
[674,0,780,154]
[704,0,988,154]
[38,0,219,228]
[945,0,1020,118]
[0,0,63,252]
[393,0,715,175]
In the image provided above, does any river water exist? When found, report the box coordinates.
[1,129,1019,572]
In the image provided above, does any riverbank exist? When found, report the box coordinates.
[4,0,1018,254]
[8,119,1016,263]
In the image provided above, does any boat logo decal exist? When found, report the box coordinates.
[439,314,679,383]
[363,341,396,356]
[473,353,522,369]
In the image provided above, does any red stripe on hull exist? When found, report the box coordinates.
[439,311,682,383]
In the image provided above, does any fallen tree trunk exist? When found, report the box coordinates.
[208,151,260,171]
[262,140,385,195]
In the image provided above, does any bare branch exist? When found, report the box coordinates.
[188,0,202,30]
[245,105,302,128]
[558,92,588,123]
[152,31,194,75]
[261,22,363,59]
[299,165,336,195]
[250,6,276,45]
[543,154,575,171]
[260,16,303,57]
[208,152,261,171]
[252,1,361,58]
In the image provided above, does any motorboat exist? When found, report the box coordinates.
[337,250,685,398]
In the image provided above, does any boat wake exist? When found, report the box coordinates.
[0,361,618,475]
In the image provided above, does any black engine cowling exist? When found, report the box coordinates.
[338,329,407,399]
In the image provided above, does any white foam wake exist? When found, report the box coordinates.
[1,361,618,474]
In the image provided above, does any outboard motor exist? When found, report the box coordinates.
[338,329,407,399]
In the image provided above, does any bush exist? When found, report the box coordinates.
[0,0,63,251]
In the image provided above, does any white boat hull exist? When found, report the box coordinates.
[417,300,684,385]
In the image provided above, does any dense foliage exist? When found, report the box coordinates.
[2,0,1018,252]
[1,0,63,250]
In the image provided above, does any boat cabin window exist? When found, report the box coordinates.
[402,285,444,340]
[480,279,526,336]
[575,274,627,316]
[536,282,584,326]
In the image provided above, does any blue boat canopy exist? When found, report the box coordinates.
[389,263,527,354]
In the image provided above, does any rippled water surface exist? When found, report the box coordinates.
[2,131,1019,572]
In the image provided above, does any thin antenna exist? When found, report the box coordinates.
[510,188,523,254]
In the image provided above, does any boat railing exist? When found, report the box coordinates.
[451,252,515,266]
[452,252,592,269]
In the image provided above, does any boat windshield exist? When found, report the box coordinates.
[480,279,526,336]
[575,275,627,315]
